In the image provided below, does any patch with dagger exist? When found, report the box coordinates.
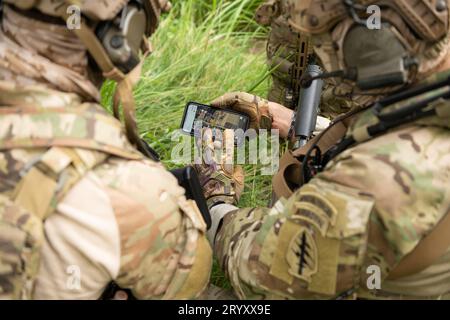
[286,227,318,283]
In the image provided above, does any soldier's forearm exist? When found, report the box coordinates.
[213,205,281,299]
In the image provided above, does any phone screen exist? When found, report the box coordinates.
[181,102,250,136]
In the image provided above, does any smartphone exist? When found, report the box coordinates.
[180,102,250,144]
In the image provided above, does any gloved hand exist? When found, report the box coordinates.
[194,128,245,209]
[211,92,273,130]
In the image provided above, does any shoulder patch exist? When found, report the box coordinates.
[290,191,338,236]
[286,227,318,283]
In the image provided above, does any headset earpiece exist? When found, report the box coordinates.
[96,3,147,74]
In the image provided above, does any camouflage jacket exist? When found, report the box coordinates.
[0,85,212,300]
[214,78,450,299]
[0,4,212,300]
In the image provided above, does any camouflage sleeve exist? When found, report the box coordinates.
[214,177,375,300]
[0,195,43,299]
[92,158,213,300]
[319,120,450,299]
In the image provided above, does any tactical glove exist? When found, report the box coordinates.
[194,128,245,209]
[211,92,273,130]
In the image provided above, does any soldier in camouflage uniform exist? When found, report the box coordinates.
[0,0,213,300]
[203,0,450,299]
[255,0,358,119]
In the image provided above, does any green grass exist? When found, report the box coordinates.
[101,0,272,288]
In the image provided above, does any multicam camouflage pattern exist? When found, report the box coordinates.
[0,5,101,102]
[328,96,450,299]
[197,284,237,300]
[0,2,211,299]
[197,4,450,300]
[0,195,43,299]
[0,89,213,299]
[91,158,212,299]
[0,140,212,300]
[5,0,129,21]
[215,181,372,299]
[6,0,171,24]
[284,0,450,96]
[214,76,450,299]
[256,0,360,116]
[0,93,142,160]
